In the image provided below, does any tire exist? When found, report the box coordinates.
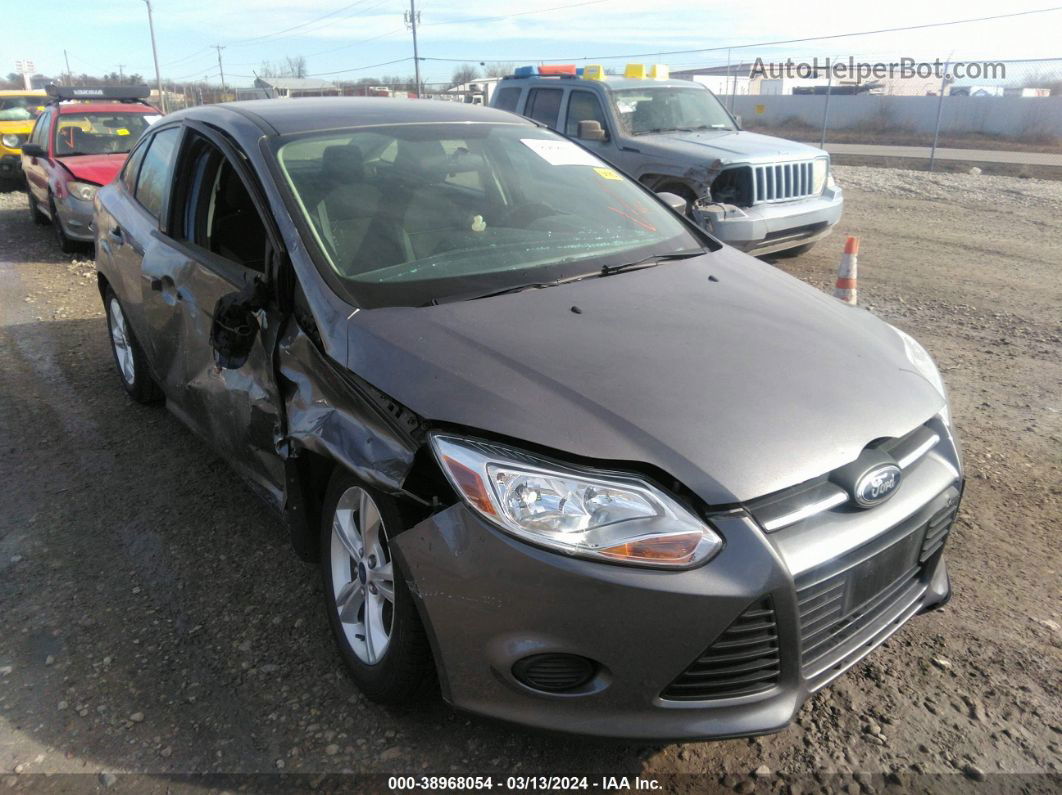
[321,471,433,704]
[103,286,163,404]
[27,190,47,225]
[49,197,79,253]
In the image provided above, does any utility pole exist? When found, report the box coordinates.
[118,64,125,81]
[63,50,72,84]
[214,44,227,101]
[141,0,166,112]
[404,0,422,97]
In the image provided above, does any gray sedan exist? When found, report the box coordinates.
[93,98,961,740]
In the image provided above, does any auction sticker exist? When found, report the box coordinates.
[520,138,603,167]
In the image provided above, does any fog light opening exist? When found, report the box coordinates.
[511,654,597,693]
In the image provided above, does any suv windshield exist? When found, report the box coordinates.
[0,96,44,121]
[53,112,156,156]
[612,86,735,135]
[276,123,703,308]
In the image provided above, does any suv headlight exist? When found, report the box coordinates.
[811,158,829,194]
[68,181,99,201]
[890,325,950,424]
[430,434,722,568]
[2,133,22,149]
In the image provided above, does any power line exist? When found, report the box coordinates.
[307,56,414,77]
[225,0,380,45]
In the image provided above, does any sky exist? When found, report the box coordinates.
[7,0,1062,87]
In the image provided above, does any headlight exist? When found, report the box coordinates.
[890,325,950,424]
[68,181,99,201]
[826,172,838,190]
[811,158,829,194]
[2,134,21,149]
[430,435,722,568]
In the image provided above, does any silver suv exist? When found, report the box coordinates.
[492,67,844,256]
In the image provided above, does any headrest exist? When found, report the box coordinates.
[322,144,365,183]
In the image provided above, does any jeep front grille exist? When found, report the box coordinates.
[752,161,816,204]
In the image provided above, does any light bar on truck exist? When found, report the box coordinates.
[623,64,670,80]
[583,64,606,80]
[45,84,152,103]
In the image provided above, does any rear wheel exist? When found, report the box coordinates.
[49,197,79,253]
[321,472,433,703]
[104,286,163,404]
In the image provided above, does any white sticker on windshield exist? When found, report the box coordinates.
[143,114,162,125]
[520,138,604,167]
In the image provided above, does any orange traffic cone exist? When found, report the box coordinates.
[833,236,859,305]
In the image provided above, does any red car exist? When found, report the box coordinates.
[22,85,160,252]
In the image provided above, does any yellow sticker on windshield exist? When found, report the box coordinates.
[593,167,622,181]
[115,129,130,136]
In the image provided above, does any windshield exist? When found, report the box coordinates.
[0,96,44,122]
[276,123,703,308]
[53,112,156,156]
[612,86,735,135]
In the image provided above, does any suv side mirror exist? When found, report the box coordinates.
[656,191,688,215]
[21,143,46,158]
[577,120,607,142]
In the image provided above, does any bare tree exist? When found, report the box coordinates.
[483,62,515,79]
[450,63,480,88]
[285,56,307,79]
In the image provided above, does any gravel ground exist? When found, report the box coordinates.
[1,169,1060,794]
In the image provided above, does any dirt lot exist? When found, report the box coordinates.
[1,167,1060,793]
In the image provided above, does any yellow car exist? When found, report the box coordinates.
[0,89,47,188]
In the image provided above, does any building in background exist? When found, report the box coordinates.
[253,77,340,98]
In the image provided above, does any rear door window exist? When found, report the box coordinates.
[134,127,181,220]
[121,137,150,193]
[493,86,521,113]
[526,88,563,128]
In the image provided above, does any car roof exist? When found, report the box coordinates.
[203,97,535,136]
[55,102,158,115]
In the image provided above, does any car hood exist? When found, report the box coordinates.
[56,154,125,186]
[343,249,943,505]
[639,129,827,163]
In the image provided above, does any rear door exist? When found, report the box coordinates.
[23,108,52,204]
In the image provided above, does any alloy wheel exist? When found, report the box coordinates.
[330,486,396,665]
[108,297,135,386]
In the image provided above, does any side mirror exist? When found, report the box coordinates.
[210,291,261,369]
[577,120,607,142]
[21,142,46,158]
[656,191,688,215]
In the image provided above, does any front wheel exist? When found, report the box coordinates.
[321,472,433,703]
[49,197,79,253]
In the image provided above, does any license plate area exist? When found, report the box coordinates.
[845,531,923,612]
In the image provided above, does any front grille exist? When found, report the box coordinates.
[796,500,958,690]
[660,598,781,701]
[752,160,817,203]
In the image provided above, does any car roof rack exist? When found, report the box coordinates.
[44,84,154,107]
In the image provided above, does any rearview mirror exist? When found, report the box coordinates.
[656,191,688,215]
[21,142,46,158]
[210,291,261,369]
[577,120,607,142]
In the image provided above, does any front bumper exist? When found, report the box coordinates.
[696,184,844,256]
[55,192,97,241]
[0,154,22,182]
[394,421,959,740]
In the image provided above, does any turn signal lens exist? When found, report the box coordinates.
[599,531,707,564]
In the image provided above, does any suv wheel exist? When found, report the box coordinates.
[321,472,433,703]
[104,286,163,404]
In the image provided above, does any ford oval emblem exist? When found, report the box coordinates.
[854,464,901,507]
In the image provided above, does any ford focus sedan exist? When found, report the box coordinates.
[93,98,961,740]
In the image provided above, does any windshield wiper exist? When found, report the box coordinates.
[430,273,593,305]
[600,250,702,277]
